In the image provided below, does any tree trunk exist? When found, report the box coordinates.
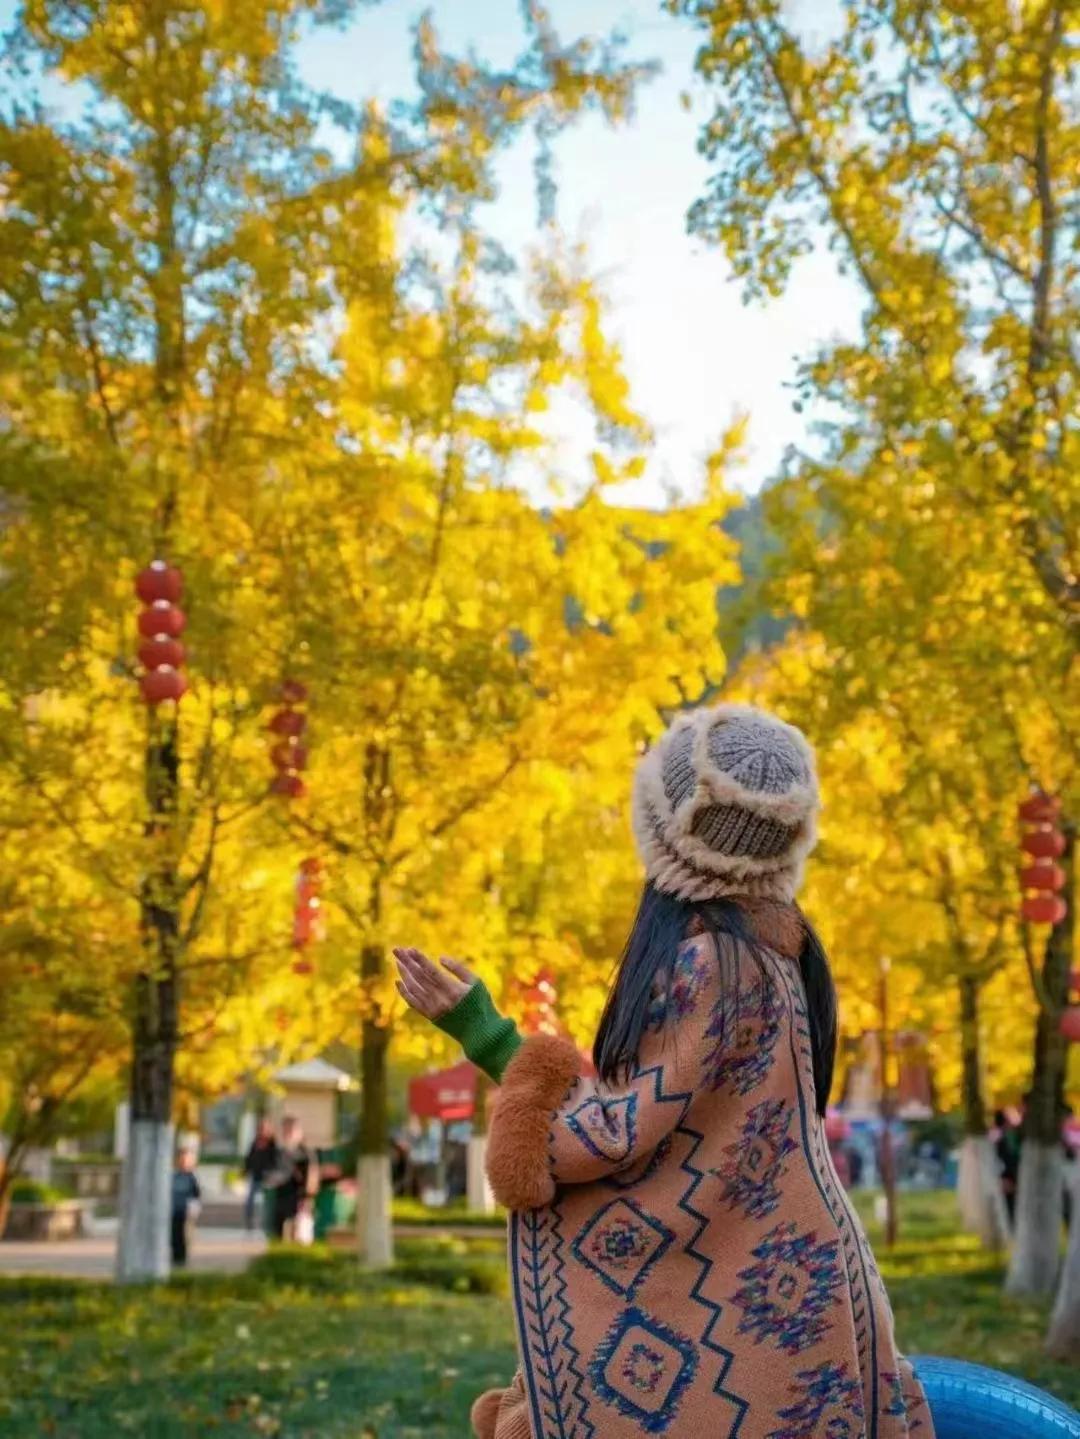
[1006,828,1074,1298]
[357,941,393,1268]
[956,975,1009,1248]
[116,716,181,1283]
[1046,1161,1080,1360]
[0,1153,17,1239]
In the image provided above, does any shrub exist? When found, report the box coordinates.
[9,1180,73,1205]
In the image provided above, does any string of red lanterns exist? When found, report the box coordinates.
[291,858,324,976]
[269,680,308,799]
[135,561,188,705]
[1019,792,1079,1043]
[267,680,323,976]
[1018,791,1067,927]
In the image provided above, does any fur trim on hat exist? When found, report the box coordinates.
[632,704,819,905]
[486,1034,581,1212]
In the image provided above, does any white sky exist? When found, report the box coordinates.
[2,0,867,501]
[295,1,867,501]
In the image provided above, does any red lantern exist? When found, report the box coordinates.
[139,667,188,705]
[1060,1008,1080,1044]
[269,709,306,738]
[137,602,186,639]
[271,740,308,772]
[292,906,313,946]
[281,680,308,705]
[1020,861,1066,892]
[271,773,306,799]
[1021,893,1067,926]
[135,561,183,605]
[1019,792,1062,824]
[292,958,314,976]
[1022,828,1066,859]
[138,636,186,670]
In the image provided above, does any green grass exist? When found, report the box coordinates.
[0,1193,1076,1437]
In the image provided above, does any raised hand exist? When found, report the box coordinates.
[393,946,477,1022]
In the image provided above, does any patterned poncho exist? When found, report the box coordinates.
[475,902,933,1439]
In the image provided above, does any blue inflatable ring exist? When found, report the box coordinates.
[910,1356,1080,1437]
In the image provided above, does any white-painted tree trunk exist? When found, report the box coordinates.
[115,1119,173,1283]
[358,1153,393,1269]
[113,1101,130,1161]
[956,1135,1009,1249]
[466,1135,495,1214]
[1047,1162,1080,1360]
[1005,1140,1063,1298]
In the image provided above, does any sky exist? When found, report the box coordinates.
[296,0,866,502]
[1,0,867,502]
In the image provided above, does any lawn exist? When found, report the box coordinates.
[0,1193,1075,1437]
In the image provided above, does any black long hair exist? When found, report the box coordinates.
[592,882,837,1117]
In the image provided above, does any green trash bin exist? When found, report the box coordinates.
[313,1145,355,1240]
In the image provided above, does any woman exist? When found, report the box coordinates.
[396,704,932,1439]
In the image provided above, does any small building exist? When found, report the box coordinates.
[271,1058,353,1148]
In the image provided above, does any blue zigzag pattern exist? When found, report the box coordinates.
[550,1201,594,1438]
[675,1111,751,1437]
[580,1057,751,1434]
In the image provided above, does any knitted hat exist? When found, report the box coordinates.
[631,703,819,904]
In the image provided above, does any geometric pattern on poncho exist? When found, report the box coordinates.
[588,1305,699,1435]
[711,1097,798,1221]
[730,1221,843,1354]
[766,1358,865,1439]
[706,970,784,1096]
[571,1197,674,1301]
[567,1092,638,1164]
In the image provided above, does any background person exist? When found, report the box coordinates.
[242,1117,279,1233]
[170,1147,202,1268]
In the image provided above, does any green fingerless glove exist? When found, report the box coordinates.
[436,982,522,1084]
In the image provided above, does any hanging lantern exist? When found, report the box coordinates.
[139,667,188,706]
[1021,893,1067,926]
[292,905,313,947]
[138,636,186,670]
[1022,828,1066,860]
[1060,1008,1080,1044]
[292,856,325,957]
[137,602,186,639]
[269,708,306,738]
[1018,791,1062,824]
[135,561,183,605]
[281,680,309,705]
[1019,861,1066,892]
[271,773,306,799]
[271,740,308,772]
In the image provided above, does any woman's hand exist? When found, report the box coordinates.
[393,946,477,1021]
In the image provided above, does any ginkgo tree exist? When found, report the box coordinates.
[268,162,742,1261]
[672,0,1078,1315]
[0,0,657,1279]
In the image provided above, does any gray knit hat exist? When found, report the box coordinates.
[631,704,819,903]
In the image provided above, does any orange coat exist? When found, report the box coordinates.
[478,902,933,1439]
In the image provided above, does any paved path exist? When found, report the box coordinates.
[0,1226,267,1280]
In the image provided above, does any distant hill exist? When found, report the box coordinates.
[717,487,791,667]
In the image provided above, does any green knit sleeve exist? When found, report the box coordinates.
[435,982,522,1084]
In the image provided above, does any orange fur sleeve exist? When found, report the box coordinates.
[485,1033,581,1211]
